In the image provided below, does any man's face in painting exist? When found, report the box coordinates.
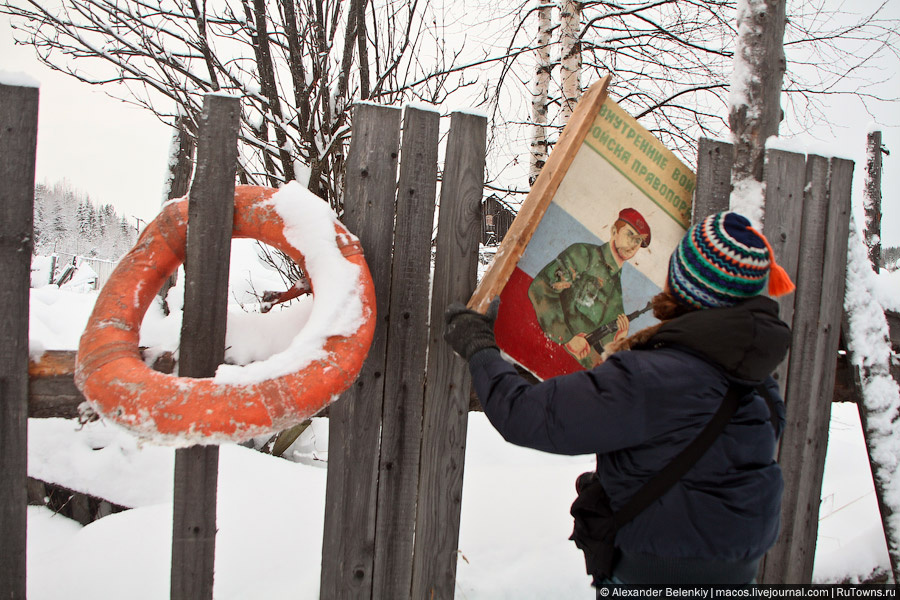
[611,222,646,264]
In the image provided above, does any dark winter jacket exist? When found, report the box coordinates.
[467,296,791,583]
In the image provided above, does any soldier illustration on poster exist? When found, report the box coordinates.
[528,208,651,368]
[471,78,696,380]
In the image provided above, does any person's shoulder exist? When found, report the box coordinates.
[601,343,722,383]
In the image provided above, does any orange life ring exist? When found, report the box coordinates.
[74,185,376,445]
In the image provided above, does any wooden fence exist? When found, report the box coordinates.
[320,103,487,599]
[5,76,892,598]
[695,138,855,583]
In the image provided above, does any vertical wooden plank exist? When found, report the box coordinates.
[795,156,852,574]
[411,111,487,599]
[0,81,38,600]
[321,103,401,599]
[762,148,807,385]
[372,106,440,599]
[170,93,241,600]
[692,137,733,221]
[761,155,854,583]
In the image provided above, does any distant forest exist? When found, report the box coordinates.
[884,246,900,271]
[33,181,137,261]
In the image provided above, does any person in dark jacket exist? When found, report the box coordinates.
[444,211,795,588]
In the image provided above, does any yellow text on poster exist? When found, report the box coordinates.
[582,99,695,228]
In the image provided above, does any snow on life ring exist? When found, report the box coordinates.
[74,184,376,446]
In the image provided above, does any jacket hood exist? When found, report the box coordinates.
[646,296,792,383]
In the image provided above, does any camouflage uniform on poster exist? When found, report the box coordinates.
[528,208,651,368]
[528,241,625,366]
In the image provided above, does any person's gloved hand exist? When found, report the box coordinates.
[443,298,500,361]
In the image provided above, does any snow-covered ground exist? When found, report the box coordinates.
[24,238,899,597]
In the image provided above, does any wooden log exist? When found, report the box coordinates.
[0,81,38,600]
[320,103,402,599]
[27,476,129,525]
[864,131,883,272]
[170,93,240,600]
[371,106,440,599]
[411,111,487,599]
[26,351,333,422]
[761,155,853,583]
[28,350,84,419]
[693,137,733,220]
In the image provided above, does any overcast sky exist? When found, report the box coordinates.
[1,9,898,246]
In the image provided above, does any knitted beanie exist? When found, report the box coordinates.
[667,212,794,309]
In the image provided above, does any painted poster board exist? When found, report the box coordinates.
[470,77,696,380]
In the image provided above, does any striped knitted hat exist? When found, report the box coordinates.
[668,212,794,309]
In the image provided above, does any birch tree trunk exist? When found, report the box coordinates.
[728,0,786,217]
[559,0,582,125]
[530,3,553,185]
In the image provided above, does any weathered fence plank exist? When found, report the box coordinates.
[761,156,853,583]
[372,106,440,599]
[762,148,808,384]
[321,103,402,599]
[170,93,241,600]
[692,137,733,219]
[0,81,39,600]
[411,111,487,599]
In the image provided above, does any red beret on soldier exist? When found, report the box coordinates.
[616,207,651,247]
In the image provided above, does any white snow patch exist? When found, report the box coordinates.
[212,182,365,385]
[0,69,39,87]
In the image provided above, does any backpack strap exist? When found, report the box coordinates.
[611,383,746,529]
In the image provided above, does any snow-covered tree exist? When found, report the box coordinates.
[33,181,137,260]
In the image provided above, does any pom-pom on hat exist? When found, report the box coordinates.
[667,212,795,309]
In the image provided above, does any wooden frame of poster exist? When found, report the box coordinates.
[470,76,696,380]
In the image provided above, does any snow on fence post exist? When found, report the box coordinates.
[411,110,487,599]
[170,93,240,600]
[839,133,900,581]
[321,102,402,599]
[0,79,39,600]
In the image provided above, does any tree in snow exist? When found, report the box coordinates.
[33,181,137,260]
[1,0,478,213]
[490,0,899,198]
[728,0,786,214]
[529,3,553,186]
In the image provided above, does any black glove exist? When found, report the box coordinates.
[443,298,500,361]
